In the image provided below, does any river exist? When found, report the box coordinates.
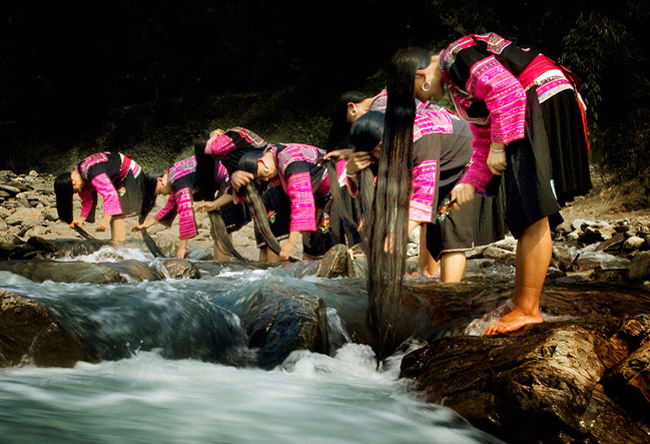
[0,248,504,443]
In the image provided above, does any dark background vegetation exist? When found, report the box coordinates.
[1,1,649,181]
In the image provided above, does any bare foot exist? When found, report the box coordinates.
[485,309,543,335]
[422,270,440,279]
[405,270,422,278]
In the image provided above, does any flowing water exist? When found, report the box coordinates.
[0,248,505,444]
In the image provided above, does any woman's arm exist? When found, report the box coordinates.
[193,192,235,212]
[131,216,158,232]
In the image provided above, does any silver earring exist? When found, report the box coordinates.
[421,80,432,92]
[350,109,357,116]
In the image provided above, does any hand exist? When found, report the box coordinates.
[450,183,475,211]
[346,152,373,176]
[318,149,353,165]
[230,170,255,189]
[69,218,85,228]
[131,217,154,232]
[193,201,216,212]
[131,223,145,232]
[209,128,225,138]
[280,241,296,261]
[487,143,507,175]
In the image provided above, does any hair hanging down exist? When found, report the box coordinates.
[54,172,74,224]
[140,169,164,224]
[208,210,249,262]
[368,47,431,361]
[325,90,375,152]
[241,183,284,257]
[323,158,358,245]
[194,136,217,202]
[349,111,384,233]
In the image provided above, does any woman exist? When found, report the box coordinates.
[195,126,293,262]
[327,89,452,274]
[347,110,500,282]
[326,90,378,153]
[230,144,347,262]
[54,152,160,248]
[396,33,591,334]
[132,155,246,260]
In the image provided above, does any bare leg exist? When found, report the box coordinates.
[485,217,550,335]
[440,251,466,283]
[176,239,189,258]
[110,216,126,248]
[212,235,232,262]
[419,225,440,277]
[258,246,281,264]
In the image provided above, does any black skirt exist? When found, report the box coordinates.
[114,170,146,219]
[503,87,591,238]
[301,199,339,258]
[218,201,251,233]
[426,174,506,260]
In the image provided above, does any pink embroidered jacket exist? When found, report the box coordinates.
[268,144,346,232]
[439,32,577,193]
[154,156,229,240]
[76,152,141,219]
[203,127,270,175]
[347,107,471,223]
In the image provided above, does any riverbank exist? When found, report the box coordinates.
[2,169,650,443]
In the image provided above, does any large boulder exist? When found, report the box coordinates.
[316,244,355,278]
[237,280,329,370]
[629,252,650,280]
[400,316,650,444]
[0,260,129,284]
[0,290,93,368]
[159,257,201,279]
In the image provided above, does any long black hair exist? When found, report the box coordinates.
[54,170,97,224]
[140,169,164,224]
[325,90,375,152]
[368,47,431,361]
[349,111,384,232]
[194,135,217,202]
[54,172,74,224]
[323,158,359,246]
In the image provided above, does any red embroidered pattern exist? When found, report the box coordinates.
[410,159,437,222]
[169,156,197,183]
[79,153,109,179]
[286,171,317,232]
[90,173,122,217]
[413,108,454,142]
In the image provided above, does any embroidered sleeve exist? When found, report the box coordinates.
[459,124,493,193]
[154,194,178,227]
[204,134,236,159]
[174,187,197,240]
[285,171,317,232]
[78,185,97,219]
[465,55,526,144]
[90,173,122,217]
[410,135,441,223]
[410,160,437,223]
